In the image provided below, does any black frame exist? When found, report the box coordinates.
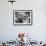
[13,10,33,26]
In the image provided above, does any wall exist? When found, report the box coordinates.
[0,0,46,42]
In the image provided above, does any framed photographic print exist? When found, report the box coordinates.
[13,10,32,26]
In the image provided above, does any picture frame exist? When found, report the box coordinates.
[13,10,33,26]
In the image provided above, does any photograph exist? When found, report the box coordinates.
[13,10,32,25]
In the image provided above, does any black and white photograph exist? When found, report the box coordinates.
[13,10,32,25]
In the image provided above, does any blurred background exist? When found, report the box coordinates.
[0,0,46,43]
